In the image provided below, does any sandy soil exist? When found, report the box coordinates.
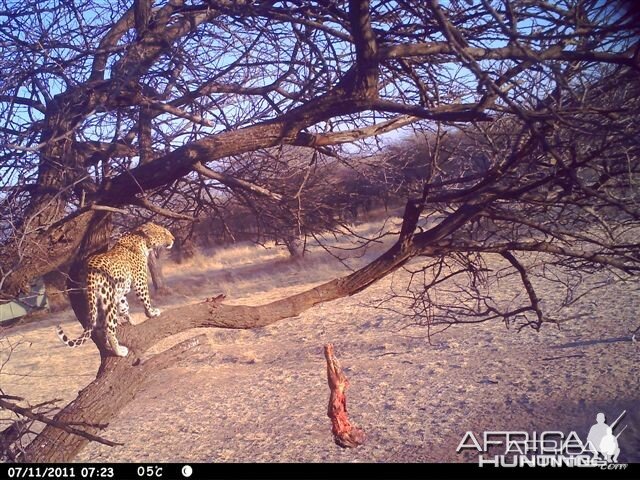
[1,219,639,463]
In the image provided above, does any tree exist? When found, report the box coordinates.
[0,0,639,462]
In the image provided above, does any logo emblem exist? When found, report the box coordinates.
[586,411,627,463]
[456,409,629,468]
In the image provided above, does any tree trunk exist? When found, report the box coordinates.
[1,212,97,300]
[284,234,304,259]
[147,249,167,294]
[66,211,113,332]
[171,238,195,264]
[3,82,117,298]
[42,271,70,313]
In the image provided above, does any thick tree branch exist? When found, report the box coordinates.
[98,100,490,208]
[380,41,640,68]
[141,98,215,127]
[0,95,46,113]
[348,0,379,97]
[75,141,137,163]
[89,7,135,80]
[369,100,491,121]
[294,115,420,146]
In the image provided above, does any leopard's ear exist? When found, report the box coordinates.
[133,223,154,246]
[136,222,156,235]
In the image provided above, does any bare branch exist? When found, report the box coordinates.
[193,162,283,201]
[0,398,122,448]
[133,198,194,221]
[501,250,543,329]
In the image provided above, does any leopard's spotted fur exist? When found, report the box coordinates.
[56,222,174,357]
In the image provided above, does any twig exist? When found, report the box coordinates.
[90,204,129,214]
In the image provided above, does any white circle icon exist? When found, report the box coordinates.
[182,465,193,478]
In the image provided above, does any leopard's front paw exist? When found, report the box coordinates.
[114,345,129,357]
[147,307,161,317]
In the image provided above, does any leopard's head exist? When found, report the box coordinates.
[137,222,175,250]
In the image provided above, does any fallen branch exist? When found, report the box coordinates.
[0,398,121,449]
[324,343,365,448]
[1,418,32,462]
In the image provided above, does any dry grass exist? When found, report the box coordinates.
[159,216,403,309]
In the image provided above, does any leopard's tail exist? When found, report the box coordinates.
[55,324,93,347]
[55,271,99,348]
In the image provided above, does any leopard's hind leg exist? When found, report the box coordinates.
[105,304,129,357]
[116,279,131,325]
[116,296,130,325]
[103,279,129,357]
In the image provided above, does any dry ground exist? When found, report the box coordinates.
[1,218,639,463]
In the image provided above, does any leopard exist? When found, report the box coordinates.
[56,222,175,357]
